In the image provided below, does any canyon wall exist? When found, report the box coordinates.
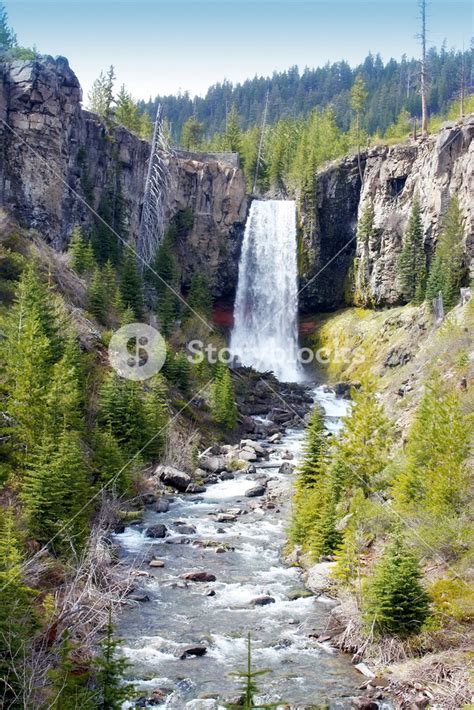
[0,56,248,300]
[0,55,472,311]
[299,116,474,311]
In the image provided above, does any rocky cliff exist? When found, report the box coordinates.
[1,55,472,313]
[299,116,473,310]
[0,56,248,300]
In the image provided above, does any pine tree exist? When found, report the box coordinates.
[355,203,376,303]
[88,267,106,322]
[290,406,327,546]
[426,196,466,309]
[0,509,37,705]
[227,633,277,710]
[151,227,180,333]
[99,373,148,453]
[180,116,204,150]
[92,428,129,495]
[0,2,16,51]
[398,199,427,303]
[351,75,368,182]
[22,430,90,550]
[68,225,88,274]
[45,339,84,438]
[186,273,213,317]
[120,248,144,319]
[88,66,115,128]
[333,488,367,589]
[93,608,132,710]
[393,375,470,516]
[143,375,168,460]
[332,377,392,495]
[49,632,95,710]
[365,531,430,637]
[115,84,141,134]
[212,364,237,429]
[224,105,242,154]
[2,289,51,459]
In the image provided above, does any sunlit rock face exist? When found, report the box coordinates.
[298,116,474,311]
[0,56,248,301]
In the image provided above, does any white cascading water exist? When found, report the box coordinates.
[230,199,302,382]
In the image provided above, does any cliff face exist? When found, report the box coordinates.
[1,55,472,313]
[299,117,474,310]
[0,56,248,300]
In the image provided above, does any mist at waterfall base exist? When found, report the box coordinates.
[230,200,303,383]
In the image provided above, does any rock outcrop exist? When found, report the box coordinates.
[0,56,248,300]
[1,55,472,312]
[299,117,473,310]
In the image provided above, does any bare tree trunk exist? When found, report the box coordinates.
[420,0,429,136]
[460,50,466,119]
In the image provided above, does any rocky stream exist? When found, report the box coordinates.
[115,386,392,710]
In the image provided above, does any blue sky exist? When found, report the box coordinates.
[6,1,473,101]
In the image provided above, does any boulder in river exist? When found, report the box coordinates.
[173,523,197,536]
[279,461,293,474]
[199,455,227,473]
[183,571,216,582]
[180,645,207,659]
[148,558,165,568]
[250,595,275,606]
[220,471,235,480]
[128,592,150,602]
[186,483,207,494]
[157,465,192,492]
[145,524,168,538]
[245,484,266,497]
[154,498,170,513]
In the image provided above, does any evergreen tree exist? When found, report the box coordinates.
[332,377,392,495]
[115,84,141,133]
[49,632,95,710]
[365,531,430,637]
[290,406,327,547]
[22,430,90,550]
[333,488,367,589]
[351,75,368,182]
[88,66,115,127]
[227,633,276,710]
[426,195,466,309]
[45,337,84,437]
[224,105,242,154]
[212,363,237,429]
[99,373,149,453]
[2,283,51,459]
[180,116,204,150]
[92,428,129,495]
[143,375,168,460]
[0,509,37,705]
[393,375,470,516]
[88,267,106,322]
[151,227,180,333]
[186,273,213,318]
[93,608,132,710]
[68,225,88,274]
[398,199,427,303]
[0,2,16,51]
[120,248,144,319]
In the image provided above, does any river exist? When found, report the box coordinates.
[114,385,380,709]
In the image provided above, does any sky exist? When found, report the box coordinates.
[5,0,473,101]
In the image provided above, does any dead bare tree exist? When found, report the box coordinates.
[419,0,429,136]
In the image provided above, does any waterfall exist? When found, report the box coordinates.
[230,199,302,382]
